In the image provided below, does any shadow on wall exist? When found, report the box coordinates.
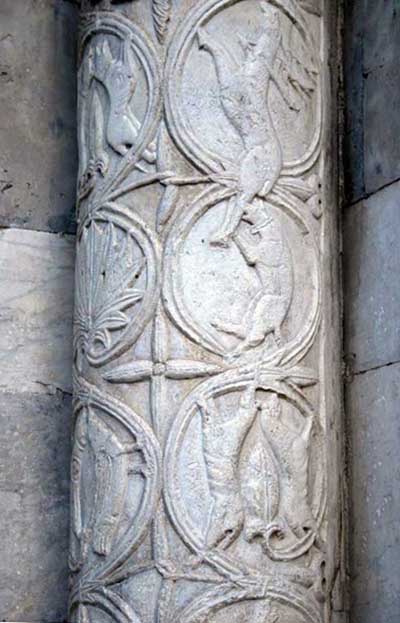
[0,0,79,621]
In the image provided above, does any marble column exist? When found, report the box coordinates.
[70,1,343,622]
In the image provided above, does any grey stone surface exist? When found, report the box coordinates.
[0,390,71,622]
[343,0,365,202]
[346,363,400,623]
[363,54,400,196]
[362,0,400,74]
[344,0,400,202]
[0,228,75,395]
[0,0,78,234]
[343,181,400,373]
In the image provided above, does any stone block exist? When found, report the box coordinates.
[344,0,400,201]
[346,363,400,623]
[363,60,400,195]
[363,0,400,73]
[343,181,400,372]
[0,390,71,622]
[343,0,365,202]
[0,0,78,233]
[0,228,75,395]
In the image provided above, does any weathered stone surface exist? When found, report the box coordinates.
[362,0,400,74]
[346,363,400,623]
[0,0,78,233]
[343,0,365,202]
[343,181,400,373]
[70,3,341,623]
[0,228,75,394]
[0,390,71,622]
[363,60,400,195]
[344,0,400,202]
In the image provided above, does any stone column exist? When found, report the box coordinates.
[70,1,342,622]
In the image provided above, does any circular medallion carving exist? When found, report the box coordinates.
[163,186,320,366]
[164,369,326,572]
[165,0,321,176]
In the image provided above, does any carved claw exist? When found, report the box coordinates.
[274,326,282,347]
[211,317,245,339]
[209,233,232,248]
[197,28,211,51]
[93,518,116,556]
[93,532,112,557]
[197,398,211,420]
[243,517,266,543]
[206,498,244,550]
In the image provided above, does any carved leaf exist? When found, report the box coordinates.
[75,220,146,365]
[152,0,172,44]
[152,305,169,363]
[165,360,223,379]
[282,365,318,387]
[242,431,280,541]
[104,361,154,383]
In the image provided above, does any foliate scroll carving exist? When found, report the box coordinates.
[71,2,339,623]
[152,0,172,44]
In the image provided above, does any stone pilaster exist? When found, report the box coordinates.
[70,1,342,622]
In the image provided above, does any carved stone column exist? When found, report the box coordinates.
[70,1,342,622]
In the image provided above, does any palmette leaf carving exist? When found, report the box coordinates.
[152,0,172,43]
[74,220,145,365]
[74,204,160,368]
[72,2,337,622]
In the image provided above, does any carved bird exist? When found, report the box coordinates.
[89,38,156,162]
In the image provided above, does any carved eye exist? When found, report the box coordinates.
[115,71,124,85]
[71,459,81,480]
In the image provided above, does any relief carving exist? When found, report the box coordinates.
[71,1,339,622]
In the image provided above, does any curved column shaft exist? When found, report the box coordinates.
[70,1,342,622]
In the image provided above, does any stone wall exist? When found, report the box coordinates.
[343,1,400,622]
[0,1,78,620]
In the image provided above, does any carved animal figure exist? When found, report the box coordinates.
[259,394,316,538]
[212,202,293,357]
[89,38,156,161]
[198,3,297,247]
[70,408,137,566]
[197,384,259,550]
[282,415,315,536]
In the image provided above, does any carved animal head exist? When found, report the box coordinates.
[90,38,137,98]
